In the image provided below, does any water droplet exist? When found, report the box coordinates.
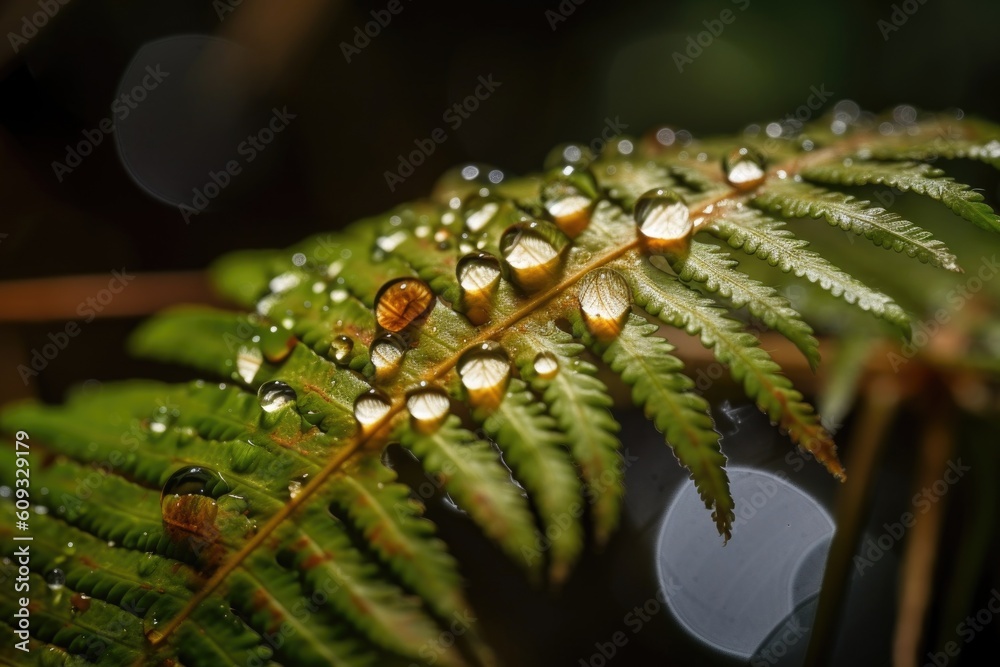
[354,390,392,432]
[499,220,567,292]
[634,188,693,258]
[370,334,406,381]
[456,253,501,325]
[541,167,599,237]
[723,147,767,190]
[375,278,435,333]
[236,346,263,383]
[288,474,309,500]
[458,342,511,410]
[70,592,91,612]
[329,335,354,366]
[433,163,505,202]
[462,194,504,232]
[532,351,560,379]
[543,143,594,170]
[45,568,65,591]
[148,410,174,437]
[258,380,297,413]
[578,268,632,341]
[407,386,451,433]
[161,466,231,502]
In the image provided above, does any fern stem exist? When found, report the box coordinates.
[804,374,903,666]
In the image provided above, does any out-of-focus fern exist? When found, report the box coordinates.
[3,109,1000,666]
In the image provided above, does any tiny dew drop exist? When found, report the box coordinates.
[532,351,560,379]
[329,335,354,366]
[456,253,502,325]
[543,142,594,170]
[288,474,309,500]
[540,166,599,237]
[369,333,406,381]
[354,390,392,433]
[406,385,451,433]
[578,268,633,342]
[458,341,511,410]
[148,410,175,437]
[634,188,693,258]
[499,220,567,292]
[258,380,297,413]
[45,568,66,591]
[723,146,767,190]
[374,278,435,333]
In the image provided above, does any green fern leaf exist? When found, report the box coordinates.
[5,109,1000,664]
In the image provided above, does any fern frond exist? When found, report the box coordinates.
[5,108,1000,664]
[705,206,912,332]
[629,259,843,479]
[753,179,961,271]
[801,159,1000,234]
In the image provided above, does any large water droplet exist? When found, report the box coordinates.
[375,278,435,333]
[370,334,406,381]
[723,147,767,190]
[532,351,560,379]
[634,188,693,258]
[579,268,632,341]
[456,253,502,325]
[354,390,392,433]
[499,221,567,292]
[458,342,511,410]
[407,385,451,433]
[541,166,599,237]
[258,380,297,413]
[161,466,231,502]
[329,335,354,366]
[45,568,65,591]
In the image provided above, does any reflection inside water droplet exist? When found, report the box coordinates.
[354,391,392,432]
[723,147,767,190]
[257,380,297,413]
[578,268,632,341]
[634,188,693,257]
[329,335,354,366]
[375,278,435,333]
[457,253,502,325]
[458,342,511,409]
[370,334,405,380]
[407,386,451,433]
[499,221,566,292]
[532,351,559,379]
[45,568,65,591]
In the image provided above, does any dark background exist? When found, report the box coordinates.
[2,1,999,665]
